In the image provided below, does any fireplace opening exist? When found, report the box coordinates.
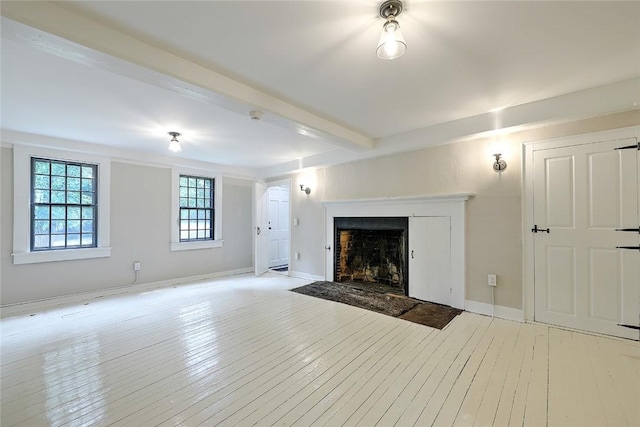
[334,217,409,293]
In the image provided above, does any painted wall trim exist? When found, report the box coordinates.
[321,193,475,207]
[0,267,254,318]
[288,270,325,282]
[465,300,524,322]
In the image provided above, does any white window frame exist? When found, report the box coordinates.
[12,145,111,264]
[170,167,223,251]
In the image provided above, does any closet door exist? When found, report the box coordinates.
[409,216,451,306]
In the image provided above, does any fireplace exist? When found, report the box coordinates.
[334,217,409,293]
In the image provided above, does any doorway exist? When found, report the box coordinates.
[524,128,639,339]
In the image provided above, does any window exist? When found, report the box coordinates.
[31,158,98,250]
[179,175,214,242]
[170,168,222,251]
[13,145,111,265]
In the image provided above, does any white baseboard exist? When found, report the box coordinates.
[287,270,325,282]
[0,267,254,318]
[465,299,524,322]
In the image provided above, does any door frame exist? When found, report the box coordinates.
[522,125,640,322]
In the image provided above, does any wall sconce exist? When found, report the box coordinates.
[493,153,507,172]
[299,184,311,195]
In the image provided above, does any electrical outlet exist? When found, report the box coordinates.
[488,274,497,287]
[134,262,141,271]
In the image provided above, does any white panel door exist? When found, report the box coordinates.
[533,138,639,339]
[267,184,290,268]
[409,216,451,306]
[254,181,268,276]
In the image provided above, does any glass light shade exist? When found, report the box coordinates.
[168,140,182,153]
[376,19,406,59]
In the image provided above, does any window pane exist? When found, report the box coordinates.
[188,198,196,208]
[180,220,189,231]
[51,162,66,176]
[81,234,94,246]
[67,234,81,246]
[179,187,188,197]
[204,179,211,189]
[81,193,93,205]
[67,165,81,177]
[188,188,196,198]
[34,175,50,189]
[190,220,198,230]
[51,176,65,190]
[179,176,188,187]
[189,210,197,220]
[34,190,50,203]
[180,231,189,240]
[196,189,204,198]
[189,231,197,239]
[197,210,205,219]
[82,207,94,219]
[82,220,94,233]
[51,206,65,219]
[51,220,66,234]
[82,166,94,178]
[67,192,80,204]
[51,191,66,203]
[34,206,49,219]
[34,160,50,175]
[180,209,188,219]
[67,177,81,191]
[34,235,50,249]
[51,235,66,247]
[203,198,211,208]
[67,207,81,219]
[34,220,50,234]
[68,220,81,233]
[188,177,196,187]
[180,198,188,207]
[197,230,205,239]
[81,179,93,192]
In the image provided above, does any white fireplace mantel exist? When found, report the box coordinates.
[322,193,475,309]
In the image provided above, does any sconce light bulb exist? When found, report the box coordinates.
[493,153,507,172]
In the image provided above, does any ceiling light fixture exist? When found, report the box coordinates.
[168,131,182,153]
[377,0,406,60]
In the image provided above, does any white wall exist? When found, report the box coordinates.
[285,110,640,310]
[0,147,253,305]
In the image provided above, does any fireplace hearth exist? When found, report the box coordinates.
[334,217,408,293]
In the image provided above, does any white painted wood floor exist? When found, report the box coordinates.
[1,274,639,427]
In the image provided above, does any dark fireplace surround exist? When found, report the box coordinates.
[334,217,409,294]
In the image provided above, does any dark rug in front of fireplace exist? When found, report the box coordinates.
[290,281,462,329]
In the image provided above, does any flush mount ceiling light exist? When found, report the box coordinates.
[167,131,182,153]
[377,0,407,60]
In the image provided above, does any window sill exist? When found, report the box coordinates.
[13,247,111,265]
[170,240,224,252]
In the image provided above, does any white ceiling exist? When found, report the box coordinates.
[2,1,639,177]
